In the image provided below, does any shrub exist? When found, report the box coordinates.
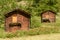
[31,16,41,28]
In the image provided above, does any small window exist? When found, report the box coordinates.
[45,15,49,19]
[12,15,17,23]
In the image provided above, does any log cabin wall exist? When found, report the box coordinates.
[48,12,56,22]
[5,15,12,32]
[17,13,30,30]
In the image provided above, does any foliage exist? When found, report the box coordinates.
[31,16,41,28]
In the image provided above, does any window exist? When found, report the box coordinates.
[45,15,49,19]
[12,15,17,23]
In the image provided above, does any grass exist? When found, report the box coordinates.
[0,26,60,38]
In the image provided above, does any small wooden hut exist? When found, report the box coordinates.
[5,9,30,32]
[41,10,56,23]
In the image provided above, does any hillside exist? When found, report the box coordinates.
[0,0,60,38]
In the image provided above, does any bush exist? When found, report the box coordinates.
[31,16,41,28]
